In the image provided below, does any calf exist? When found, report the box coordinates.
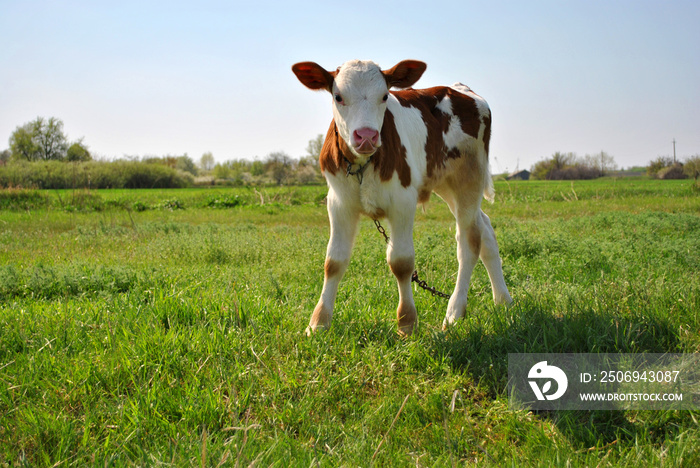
[292,59,512,336]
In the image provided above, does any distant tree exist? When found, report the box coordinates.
[296,163,320,184]
[0,149,11,166]
[683,155,700,183]
[9,117,68,161]
[305,134,324,162]
[647,156,673,177]
[531,152,574,180]
[250,159,264,177]
[32,117,68,160]
[159,156,178,168]
[531,158,554,180]
[66,139,92,161]
[213,162,232,179]
[9,124,39,161]
[551,151,574,171]
[265,151,293,185]
[200,152,215,172]
[176,154,198,175]
[584,151,617,175]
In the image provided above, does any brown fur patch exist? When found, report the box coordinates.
[370,207,387,219]
[393,88,446,179]
[393,87,489,181]
[324,258,342,278]
[319,121,356,176]
[319,114,413,188]
[483,116,491,155]
[451,93,481,140]
[390,257,414,282]
[468,223,482,255]
[319,121,341,176]
[373,110,411,187]
[418,188,432,204]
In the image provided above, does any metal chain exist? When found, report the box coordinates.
[373,219,390,244]
[345,156,374,185]
[373,219,451,300]
[410,270,452,299]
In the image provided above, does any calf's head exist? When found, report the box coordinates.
[292,59,426,159]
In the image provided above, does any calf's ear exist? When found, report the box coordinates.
[383,60,427,89]
[292,62,336,92]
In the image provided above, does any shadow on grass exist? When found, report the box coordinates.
[426,298,688,451]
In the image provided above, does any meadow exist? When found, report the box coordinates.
[0,178,699,466]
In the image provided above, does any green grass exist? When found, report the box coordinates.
[1,179,699,466]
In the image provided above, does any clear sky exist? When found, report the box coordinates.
[1,0,698,173]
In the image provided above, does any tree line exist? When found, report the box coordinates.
[530,151,618,180]
[4,116,698,189]
[529,151,699,183]
[1,117,325,189]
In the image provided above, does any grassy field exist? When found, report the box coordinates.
[1,178,699,466]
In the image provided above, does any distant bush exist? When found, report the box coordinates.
[206,194,245,208]
[657,163,687,180]
[684,155,700,184]
[646,156,693,180]
[547,165,602,180]
[0,160,194,189]
[647,156,674,178]
[531,151,614,180]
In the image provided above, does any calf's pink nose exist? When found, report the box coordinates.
[353,127,379,146]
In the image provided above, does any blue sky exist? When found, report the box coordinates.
[1,0,698,172]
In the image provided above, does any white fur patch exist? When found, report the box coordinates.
[387,97,428,187]
[436,95,453,115]
[332,60,390,160]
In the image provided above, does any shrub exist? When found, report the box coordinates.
[531,152,606,180]
[206,195,245,208]
[548,165,602,180]
[647,156,674,178]
[683,155,700,183]
[0,160,194,189]
[158,199,185,210]
[657,163,687,180]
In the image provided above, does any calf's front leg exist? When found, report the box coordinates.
[386,210,418,336]
[306,198,360,336]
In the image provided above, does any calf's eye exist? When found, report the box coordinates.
[334,94,344,104]
[383,94,389,102]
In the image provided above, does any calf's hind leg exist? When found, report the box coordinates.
[443,203,481,328]
[442,207,513,329]
[478,210,512,305]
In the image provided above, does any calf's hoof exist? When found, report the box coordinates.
[306,303,331,337]
[397,303,417,337]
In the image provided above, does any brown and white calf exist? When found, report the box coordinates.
[292,59,512,336]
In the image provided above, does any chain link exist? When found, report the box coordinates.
[410,271,452,299]
[373,219,451,300]
[373,219,390,244]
